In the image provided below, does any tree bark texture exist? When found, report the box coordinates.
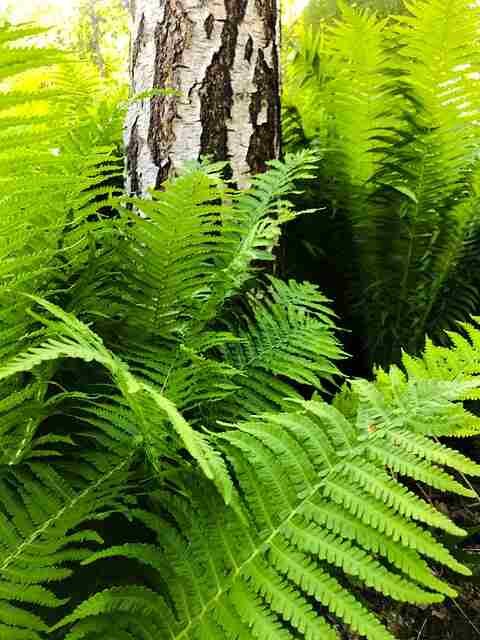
[125,0,281,194]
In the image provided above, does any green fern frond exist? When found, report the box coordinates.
[93,157,342,429]
[114,151,319,345]
[216,151,318,299]
[58,319,480,640]
[0,449,133,639]
[0,297,233,498]
[215,278,344,420]
[283,0,480,366]
[114,161,231,339]
[425,180,480,341]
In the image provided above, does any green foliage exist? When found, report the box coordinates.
[300,0,404,24]
[1,18,480,640]
[283,0,480,367]
[50,321,480,640]
[0,24,124,403]
[0,0,130,81]
[70,0,129,78]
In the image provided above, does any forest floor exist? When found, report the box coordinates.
[345,469,480,639]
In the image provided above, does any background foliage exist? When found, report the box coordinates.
[302,0,404,23]
[0,0,129,80]
[283,0,480,370]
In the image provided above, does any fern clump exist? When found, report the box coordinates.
[283,0,480,367]
[47,320,480,640]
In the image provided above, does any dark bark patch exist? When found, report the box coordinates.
[198,0,248,164]
[254,0,277,43]
[247,47,281,174]
[246,0,280,172]
[148,0,192,183]
[204,13,214,39]
[126,118,140,195]
[244,34,253,62]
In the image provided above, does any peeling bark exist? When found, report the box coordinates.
[125,0,280,195]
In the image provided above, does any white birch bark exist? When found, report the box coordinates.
[125,0,280,195]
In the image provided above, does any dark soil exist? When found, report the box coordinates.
[345,472,480,640]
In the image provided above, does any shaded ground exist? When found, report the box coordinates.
[383,476,480,639]
[346,469,480,639]
[370,580,480,640]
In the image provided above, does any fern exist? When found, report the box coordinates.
[0,449,133,640]
[216,278,344,420]
[101,151,339,426]
[283,0,480,367]
[55,319,480,640]
[0,25,124,481]
[0,21,344,639]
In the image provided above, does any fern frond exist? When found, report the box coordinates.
[0,449,133,639]
[283,0,480,366]
[93,158,342,430]
[214,151,318,303]
[59,320,480,640]
[0,296,235,504]
[114,152,319,346]
[215,277,344,420]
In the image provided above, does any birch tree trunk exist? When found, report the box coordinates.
[125,0,281,195]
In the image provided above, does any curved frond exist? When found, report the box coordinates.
[58,321,480,640]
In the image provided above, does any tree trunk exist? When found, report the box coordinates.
[125,0,281,195]
[88,0,106,77]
